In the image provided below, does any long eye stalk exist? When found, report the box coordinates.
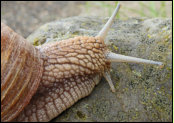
[106,52,163,66]
[98,3,163,92]
[97,3,121,41]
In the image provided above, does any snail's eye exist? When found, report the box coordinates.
[105,52,163,66]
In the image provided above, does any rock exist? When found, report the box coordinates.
[27,16,172,122]
[1,1,85,38]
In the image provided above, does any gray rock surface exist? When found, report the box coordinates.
[27,16,172,122]
[1,1,85,38]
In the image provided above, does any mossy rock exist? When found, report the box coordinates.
[27,16,172,122]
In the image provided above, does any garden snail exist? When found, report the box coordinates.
[1,3,163,122]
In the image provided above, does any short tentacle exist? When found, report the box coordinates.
[103,70,116,93]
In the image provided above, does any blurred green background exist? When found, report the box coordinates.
[81,1,172,19]
[1,1,172,37]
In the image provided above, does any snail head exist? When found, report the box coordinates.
[95,3,163,92]
[39,3,163,93]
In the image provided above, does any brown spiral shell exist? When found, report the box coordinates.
[1,23,43,121]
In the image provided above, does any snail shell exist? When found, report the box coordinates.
[1,23,43,121]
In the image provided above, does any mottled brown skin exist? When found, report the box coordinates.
[1,22,111,122]
[14,36,111,122]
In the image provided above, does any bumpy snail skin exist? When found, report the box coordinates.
[14,36,109,122]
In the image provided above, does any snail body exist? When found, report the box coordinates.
[1,24,108,122]
[1,3,162,122]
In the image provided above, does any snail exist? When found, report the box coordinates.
[1,3,163,122]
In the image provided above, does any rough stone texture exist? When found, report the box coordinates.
[27,16,172,122]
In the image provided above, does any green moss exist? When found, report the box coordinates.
[132,70,142,77]
[76,111,86,120]
[147,34,152,38]
[117,111,129,122]
[81,22,86,26]
[164,34,169,40]
[112,44,118,51]
[151,94,171,121]
[72,32,80,36]
[128,108,140,121]
[33,37,40,46]
[122,87,129,92]
[91,99,111,121]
